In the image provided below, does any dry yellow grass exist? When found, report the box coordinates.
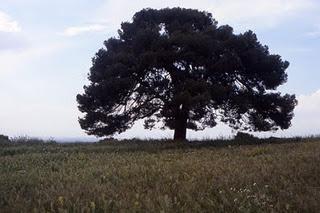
[0,139,319,212]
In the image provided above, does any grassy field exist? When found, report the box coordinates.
[0,138,320,212]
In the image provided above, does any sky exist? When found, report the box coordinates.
[0,0,319,141]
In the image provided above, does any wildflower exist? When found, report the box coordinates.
[58,196,64,206]
[234,198,238,203]
[285,204,290,210]
[253,182,257,186]
[100,175,106,183]
[244,189,250,193]
[90,201,96,209]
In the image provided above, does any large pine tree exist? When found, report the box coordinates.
[77,8,297,140]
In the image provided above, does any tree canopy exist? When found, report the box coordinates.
[77,8,297,140]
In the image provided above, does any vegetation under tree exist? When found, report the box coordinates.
[77,8,297,140]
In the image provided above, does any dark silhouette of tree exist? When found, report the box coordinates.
[77,8,297,140]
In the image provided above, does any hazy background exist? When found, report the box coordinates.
[0,0,319,141]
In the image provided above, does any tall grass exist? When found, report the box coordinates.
[0,137,320,212]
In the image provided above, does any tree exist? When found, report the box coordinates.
[77,8,297,141]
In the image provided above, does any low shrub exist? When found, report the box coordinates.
[10,136,57,145]
[234,132,259,144]
[0,134,10,146]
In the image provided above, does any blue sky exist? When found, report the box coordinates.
[0,0,319,140]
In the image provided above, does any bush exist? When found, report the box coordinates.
[10,136,57,145]
[0,134,10,146]
[0,134,9,141]
[234,132,258,144]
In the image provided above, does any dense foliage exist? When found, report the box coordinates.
[77,8,297,140]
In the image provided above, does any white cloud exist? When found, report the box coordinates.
[306,25,320,38]
[306,31,320,37]
[0,100,89,138]
[209,0,314,29]
[0,41,83,139]
[61,23,109,37]
[0,32,27,51]
[295,90,320,121]
[0,11,21,32]
[96,0,315,31]
[0,42,66,75]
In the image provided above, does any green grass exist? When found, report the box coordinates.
[0,138,320,212]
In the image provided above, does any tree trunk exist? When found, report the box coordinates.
[174,124,187,141]
[173,110,188,141]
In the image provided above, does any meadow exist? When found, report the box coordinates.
[0,136,320,212]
